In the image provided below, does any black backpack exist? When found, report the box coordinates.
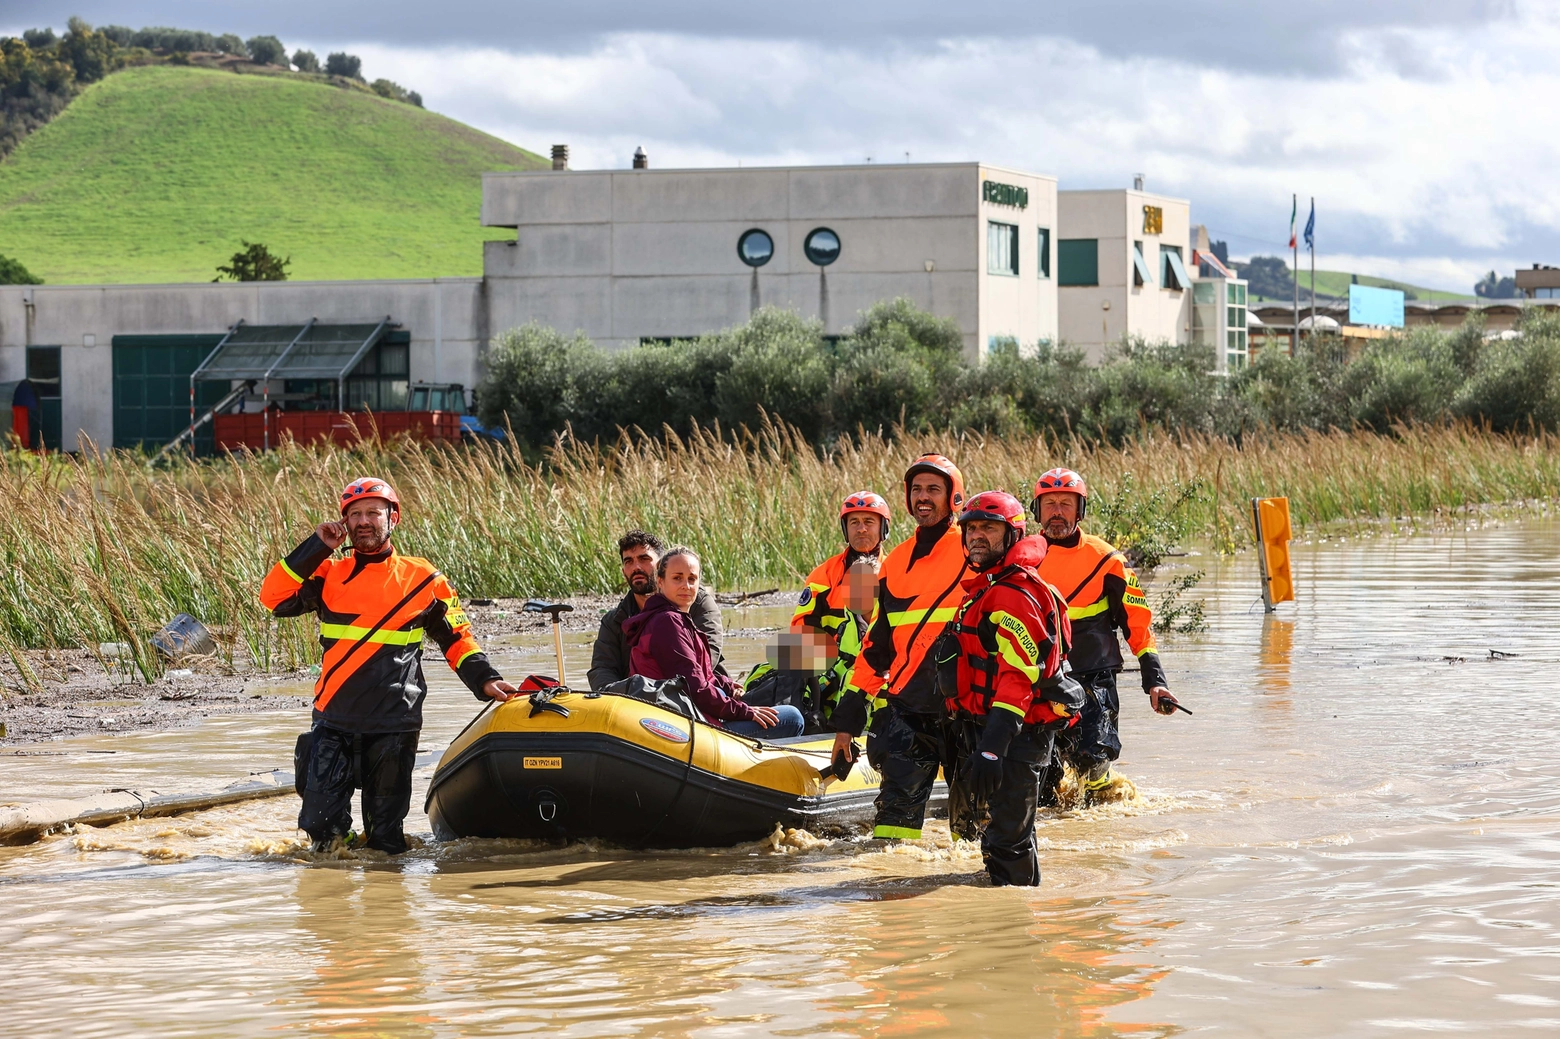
[601,674,706,724]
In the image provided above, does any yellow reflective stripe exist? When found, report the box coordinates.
[1135,644,1156,657]
[991,610,1042,682]
[1067,599,1110,621]
[453,647,479,669]
[319,624,425,646]
[874,825,922,840]
[886,606,959,626]
[278,559,302,583]
[992,701,1026,717]
[791,582,833,620]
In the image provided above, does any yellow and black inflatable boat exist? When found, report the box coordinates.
[426,689,939,847]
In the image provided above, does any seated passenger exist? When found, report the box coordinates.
[748,555,879,730]
[624,547,805,739]
[588,529,726,690]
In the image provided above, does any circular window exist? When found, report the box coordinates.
[737,228,774,268]
[804,227,841,266]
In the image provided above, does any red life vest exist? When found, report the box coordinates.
[947,537,1076,726]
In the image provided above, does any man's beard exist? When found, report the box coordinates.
[351,528,389,553]
[628,574,655,594]
[1044,519,1074,539]
[967,543,1003,570]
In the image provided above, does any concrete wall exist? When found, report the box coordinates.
[976,165,1060,351]
[0,279,482,449]
[1057,189,1192,361]
[482,163,1001,355]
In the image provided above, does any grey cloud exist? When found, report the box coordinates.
[8,0,1518,75]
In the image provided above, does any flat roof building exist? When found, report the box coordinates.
[480,162,1059,356]
[1056,188,1193,361]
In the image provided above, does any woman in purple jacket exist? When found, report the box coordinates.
[623,547,805,738]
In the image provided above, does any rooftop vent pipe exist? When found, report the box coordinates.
[633,146,648,169]
[1133,173,1145,191]
[551,144,569,171]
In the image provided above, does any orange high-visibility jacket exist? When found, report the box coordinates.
[1036,529,1167,691]
[848,520,970,715]
[260,534,501,732]
[791,550,851,635]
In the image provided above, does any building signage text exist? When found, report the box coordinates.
[1143,205,1164,234]
[983,179,1029,209]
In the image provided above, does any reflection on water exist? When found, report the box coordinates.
[1258,614,1294,707]
[4,517,1560,1035]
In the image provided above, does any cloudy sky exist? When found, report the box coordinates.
[10,1,1559,293]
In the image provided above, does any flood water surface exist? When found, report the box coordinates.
[4,518,1560,1036]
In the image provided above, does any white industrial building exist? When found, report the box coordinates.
[480,162,1059,354]
[1056,187,1196,361]
[0,158,1233,452]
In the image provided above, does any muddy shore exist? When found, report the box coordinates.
[0,591,796,745]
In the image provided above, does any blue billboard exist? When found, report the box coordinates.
[1349,284,1405,328]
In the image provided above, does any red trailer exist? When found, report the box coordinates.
[212,409,462,450]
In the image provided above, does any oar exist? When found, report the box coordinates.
[522,600,575,682]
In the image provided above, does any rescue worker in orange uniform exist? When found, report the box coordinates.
[1030,468,1181,803]
[260,478,518,853]
[777,491,891,722]
[831,454,970,840]
[939,491,1080,885]
[791,490,891,635]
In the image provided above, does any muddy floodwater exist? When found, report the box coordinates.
[4,518,1560,1037]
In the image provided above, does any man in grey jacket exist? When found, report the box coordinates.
[587,530,726,689]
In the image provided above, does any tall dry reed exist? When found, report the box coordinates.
[0,421,1556,676]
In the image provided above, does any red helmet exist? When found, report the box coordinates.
[339,477,401,517]
[960,490,1028,562]
[903,453,965,514]
[1032,467,1088,520]
[839,490,891,544]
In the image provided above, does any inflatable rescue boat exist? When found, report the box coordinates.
[426,686,942,847]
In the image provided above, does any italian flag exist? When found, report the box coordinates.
[1288,196,1297,249]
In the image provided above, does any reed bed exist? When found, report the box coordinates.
[1,421,1556,678]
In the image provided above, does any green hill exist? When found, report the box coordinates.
[1250,268,1476,305]
[0,65,546,284]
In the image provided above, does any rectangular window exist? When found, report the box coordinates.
[1194,281,1216,304]
[1161,245,1190,291]
[24,345,62,451]
[1037,227,1051,278]
[1057,239,1098,286]
[987,221,1018,276]
[1132,241,1154,288]
[25,346,61,398]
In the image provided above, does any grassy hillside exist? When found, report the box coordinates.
[1251,268,1476,304]
[0,65,546,283]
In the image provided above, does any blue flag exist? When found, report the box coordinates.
[1303,199,1315,251]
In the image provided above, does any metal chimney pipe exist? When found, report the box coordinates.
[1133,173,1145,191]
[632,146,648,169]
[551,144,569,171]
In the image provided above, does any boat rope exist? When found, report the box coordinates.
[638,712,699,845]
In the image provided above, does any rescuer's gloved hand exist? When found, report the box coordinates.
[965,750,1004,801]
[976,709,1023,757]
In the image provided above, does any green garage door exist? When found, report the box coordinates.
[112,334,229,454]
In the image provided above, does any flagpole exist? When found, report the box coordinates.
[1291,193,1299,356]
[1309,196,1316,338]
